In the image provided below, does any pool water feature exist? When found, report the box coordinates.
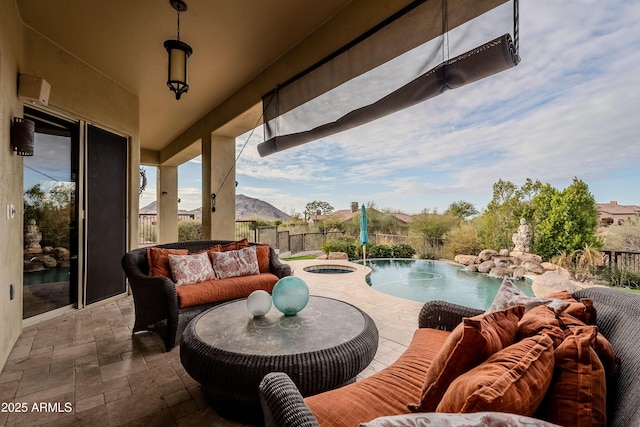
[304,265,356,274]
[362,259,533,310]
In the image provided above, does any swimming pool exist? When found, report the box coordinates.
[361,259,533,310]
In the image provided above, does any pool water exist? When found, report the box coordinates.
[304,265,356,274]
[362,259,533,310]
[24,267,70,285]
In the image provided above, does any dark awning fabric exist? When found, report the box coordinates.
[259,0,519,157]
[258,34,518,157]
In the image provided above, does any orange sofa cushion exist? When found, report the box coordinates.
[436,334,555,416]
[147,247,188,278]
[536,326,607,427]
[305,328,451,427]
[413,305,524,411]
[175,272,279,308]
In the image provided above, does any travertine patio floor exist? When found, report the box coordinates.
[0,259,424,426]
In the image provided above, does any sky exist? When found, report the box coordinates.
[142,0,640,216]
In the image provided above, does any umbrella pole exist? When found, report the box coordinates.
[363,244,366,265]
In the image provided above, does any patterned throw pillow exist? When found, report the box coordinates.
[209,246,260,279]
[167,252,216,286]
[487,278,569,314]
[361,412,561,427]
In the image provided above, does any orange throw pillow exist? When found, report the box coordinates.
[536,326,607,427]
[255,244,270,273]
[190,244,222,255]
[517,305,565,348]
[147,247,188,278]
[221,238,250,251]
[411,305,524,412]
[547,290,596,324]
[436,334,555,416]
[556,311,617,379]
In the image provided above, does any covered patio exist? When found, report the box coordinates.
[0,0,517,375]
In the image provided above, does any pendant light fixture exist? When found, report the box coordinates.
[164,0,192,100]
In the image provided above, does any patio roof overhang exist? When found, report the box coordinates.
[16,0,505,164]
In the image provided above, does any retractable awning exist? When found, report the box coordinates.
[259,0,519,157]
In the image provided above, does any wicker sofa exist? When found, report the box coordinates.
[260,287,640,427]
[122,239,291,351]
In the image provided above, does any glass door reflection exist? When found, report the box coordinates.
[23,109,79,319]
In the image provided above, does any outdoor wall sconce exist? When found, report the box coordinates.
[164,0,192,100]
[10,117,35,156]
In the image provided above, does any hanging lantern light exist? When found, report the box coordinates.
[164,0,192,100]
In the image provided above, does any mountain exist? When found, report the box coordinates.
[235,194,290,221]
[140,194,290,222]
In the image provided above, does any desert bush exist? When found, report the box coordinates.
[178,219,202,242]
[445,223,481,257]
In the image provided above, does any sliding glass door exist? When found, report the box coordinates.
[22,108,79,319]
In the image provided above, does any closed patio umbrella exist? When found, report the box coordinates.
[359,204,369,265]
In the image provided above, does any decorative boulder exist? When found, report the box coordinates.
[541,262,557,272]
[531,271,577,297]
[512,267,527,280]
[522,260,545,274]
[328,252,349,260]
[39,255,57,268]
[465,264,479,272]
[454,255,479,266]
[493,257,515,268]
[499,249,510,256]
[478,249,498,262]
[477,260,495,274]
[489,267,511,278]
[54,247,71,261]
[511,252,543,263]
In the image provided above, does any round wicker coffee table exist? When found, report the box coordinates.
[180,295,378,423]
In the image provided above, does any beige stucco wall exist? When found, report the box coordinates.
[158,165,179,243]
[0,1,141,371]
[22,27,141,251]
[0,0,26,373]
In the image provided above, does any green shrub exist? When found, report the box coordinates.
[366,244,393,258]
[323,237,358,260]
[178,219,202,242]
[391,243,415,258]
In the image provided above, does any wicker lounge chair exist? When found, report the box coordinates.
[260,287,640,427]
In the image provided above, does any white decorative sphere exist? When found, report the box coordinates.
[246,290,272,317]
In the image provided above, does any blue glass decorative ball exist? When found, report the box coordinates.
[272,276,309,316]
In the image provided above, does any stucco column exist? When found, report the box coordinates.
[158,165,179,243]
[202,133,235,240]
